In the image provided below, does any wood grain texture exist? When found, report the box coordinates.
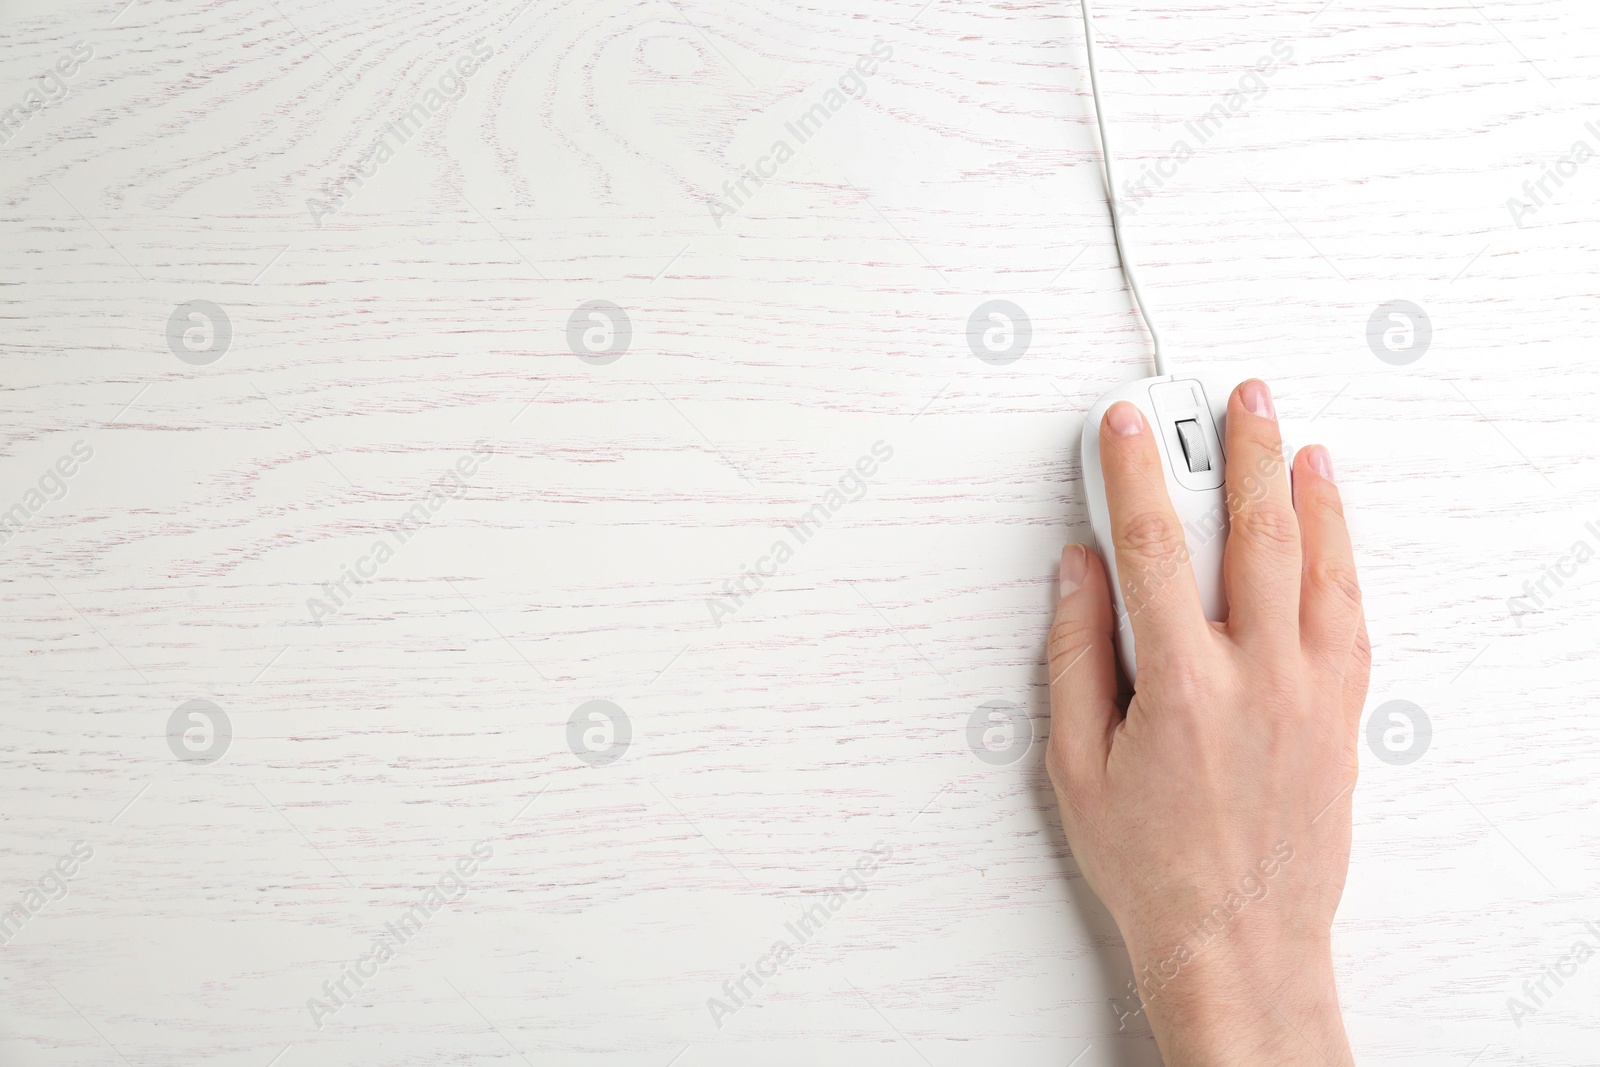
[2,0,1599,1063]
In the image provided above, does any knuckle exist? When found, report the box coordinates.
[1047,616,1093,667]
[1343,759,1361,799]
[1046,738,1100,808]
[1233,502,1300,551]
[1307,484,1346,523]
[1238,415,1285,453]
[1116,509,1186,562]
[1044,699,1097,797]
[1350,623,1373,672]
[1309,558,1363,611]
[1146,654,1213,708]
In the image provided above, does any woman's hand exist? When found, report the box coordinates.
[1048,379,1370,1066]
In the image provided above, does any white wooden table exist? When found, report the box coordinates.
[2,0,1598,1063]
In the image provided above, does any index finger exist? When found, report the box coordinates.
[1099,400,1211,668]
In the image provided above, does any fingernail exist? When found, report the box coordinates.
[1059,543,1087,597]
[1241,379,1275,419]
[1105,401,1144,436]
[1307,444,1335,483]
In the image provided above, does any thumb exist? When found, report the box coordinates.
[1046,542,1120,792]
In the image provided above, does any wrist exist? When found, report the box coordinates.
[1123,931,1352,1066]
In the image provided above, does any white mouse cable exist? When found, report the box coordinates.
[1078,0,1167,377]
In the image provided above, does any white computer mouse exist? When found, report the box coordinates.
[1081,373,1239,683]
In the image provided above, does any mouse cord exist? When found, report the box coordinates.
[1078,0,1167,377]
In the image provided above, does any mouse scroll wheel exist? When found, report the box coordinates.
[1175,419,1210,473]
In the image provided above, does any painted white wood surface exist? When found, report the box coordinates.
[2,0,1599,1063]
